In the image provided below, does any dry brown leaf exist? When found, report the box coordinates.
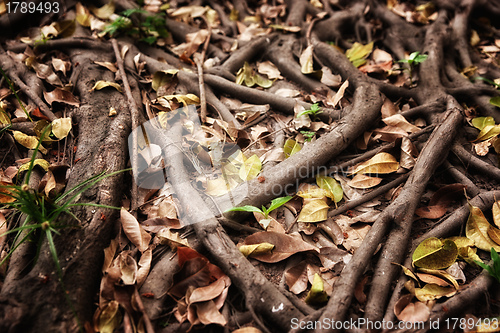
[415,284,456,302]
[347,174,382,189]
[335,215,371,252]
[373,126,408,142]
[383,114,420,133]
[300,45,314,74]
[494,199,500,229]
[120,208,151,252]
[394,294,431,322]
[284,261,309,294]
[241,232,317,263]
[400,136,418,169]
[297,199,330,223]
[331,80,349,108]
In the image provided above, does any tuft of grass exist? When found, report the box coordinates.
[475,248,500,283]
[0,125,127,332]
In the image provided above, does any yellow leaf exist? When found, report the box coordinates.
[51,118,72,139]
[91,80,122,92]
[488,226,500,246]
[297,199,329,223]
[18,159,50,173]
[300,45,314,74]
[283,139,301,158]
[473,125,500,142]
[416,267,459,289]
[471,117,495,131]
[90,0,115,20]
[97,301,122,333]
[76,2,91,27]
[466,205,500,252]
[350,152,399,175]
[239,242,275,257]
[239,154,261,181]
[415,284,456,302]
[305,273,328,304]
[412,238,458,269]
[346,42,374,67]
[152,69,179,91]
[316,175,343,203]
[12,131,47,154]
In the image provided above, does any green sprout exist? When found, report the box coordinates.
[224,196,293,219]
[398,51,428,84]
[300,130,316,142]
[475,248,500,283]
[103,9,168,45]
[0,127,127,332]
[297,103,323,120]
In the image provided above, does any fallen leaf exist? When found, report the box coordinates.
[76,2,91,27]
[415,184,465,219]
[51,118,72,139]
[241,232,317,263]
[316,175,343,203]
[331,80,349,108]
[347,174,382,189]
[416,268,459,289]
[236,62,273,88]
[383,114,420,133]
[373,125,408,142]
[472,116,495,131]
[95,300,122,333]
[239,154,261,181]
[466,205,500,252]
[394,294,430,323]
[91,81,122,92]
[414,284,456,302]
[488,226,500,246]
[90,1,115,19]
[350,152,399,175]
[300,45,314,74]
[400,136,418,169]
[120,208,151,252]
[493,200,500,228]
[18,159,50,173]
[44,89,80,107]
[257,61,282,79]
[305,273,328,304]
[472,125,500,143]
[12,131,48,154]
[412,238,458,269]
[297,199,329,223]
[335,215,371,252]
[346,42,374,67]
[157,228,190,250]
[239,242,275,257]
[284,261,309,294]
[283,139,301,158]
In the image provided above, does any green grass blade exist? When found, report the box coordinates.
[0,228,36,267]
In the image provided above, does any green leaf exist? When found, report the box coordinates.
[471,116,495,131]
[283,139,301,158]
[476,248,500,282]
[316,175,343,203]
[224,205,263,214]
[490,96,500,108]
[267,196,293,213]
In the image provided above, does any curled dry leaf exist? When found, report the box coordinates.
[239,242,275,257]
[305,273,328,304]
[300,45,314,74]
[239,154,261,181]
[241,231,317,263]
[330,80,349,108]
[350,152,399,175]
[466,205,500,252]
[416,267,459,289]
[383,114,420,133]
[347,174,382,189]
[414,284,456,302]
[334,215,371,252]
[12,131,48,154]
[44,88,80,107]
[373,125,408,142]
[400,136,418,169]
[91,81,122,92]
[157,228,189,250]
[493,199,500,228]
[95,300,122,333]
[136,249,152,287]
[257,61,282,79]
[120,208,151,252]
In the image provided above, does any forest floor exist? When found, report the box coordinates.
[1,0,500,332]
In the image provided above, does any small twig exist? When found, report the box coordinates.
[327,172,410,217]
[111,39,141,212]
[194,21,212,123]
